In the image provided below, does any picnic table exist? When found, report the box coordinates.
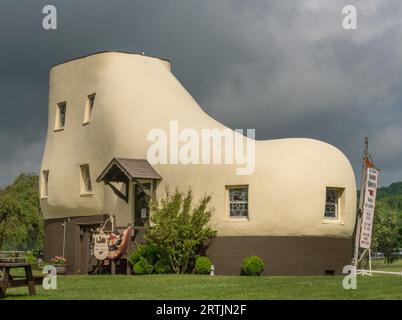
[0,262,42,298]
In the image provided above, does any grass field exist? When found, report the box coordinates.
[3,260,401,300]
[3,273,402,300]
[371,259,402,272]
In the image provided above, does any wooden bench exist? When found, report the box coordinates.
[0,263,43,298]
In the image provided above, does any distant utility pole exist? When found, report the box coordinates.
[353,137,368,268]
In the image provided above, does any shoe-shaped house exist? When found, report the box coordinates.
[40,51,357,275]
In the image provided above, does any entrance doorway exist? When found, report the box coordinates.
[134,182,152,227]
[133,181,153,243]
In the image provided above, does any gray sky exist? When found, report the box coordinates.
[0,0,401,187]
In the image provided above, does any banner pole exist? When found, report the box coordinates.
[353,137,368,269]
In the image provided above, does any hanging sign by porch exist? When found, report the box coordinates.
[94,232,109,260]
[359,167,379,249]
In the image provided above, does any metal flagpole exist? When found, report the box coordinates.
[353,137,368,269]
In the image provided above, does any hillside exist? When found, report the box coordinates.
[377,182,402,211]
[377,182,402,200]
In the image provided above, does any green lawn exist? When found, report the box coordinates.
[3,274,402,300]
[371,259,402,272]
[4,260,402,300]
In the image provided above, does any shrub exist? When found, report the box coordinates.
[241,256,264,276]
[154,259,172,274]
[133,257,153,275]
[26,251,37,265]
[194,256,212,275]
[146,188,217,273]
[128,243,164,267]
[129,244,172,274]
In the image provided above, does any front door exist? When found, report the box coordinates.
[134,182,152,227]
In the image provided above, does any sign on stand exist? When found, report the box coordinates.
[359,167,379,249]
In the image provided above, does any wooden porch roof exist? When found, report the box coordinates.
[96,158,162,183]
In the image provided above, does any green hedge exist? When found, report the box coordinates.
[133,257,153,275]
[241,256,265,276]
[194,256,212,274]
[128,244,172,275]
[154,259,172,274]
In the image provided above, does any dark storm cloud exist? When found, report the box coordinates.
[0,0,401,186]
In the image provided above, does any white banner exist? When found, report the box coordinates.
[359,167,379,249]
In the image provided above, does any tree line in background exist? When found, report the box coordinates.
[373,182,402,263]
[0,173,401,264]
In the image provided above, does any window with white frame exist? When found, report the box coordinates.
[80,164,92,194]
[41,170,49,198]
[228,186,248,218]
[55,102,66,130]
[324,188,339,220]
[83,93,96,124]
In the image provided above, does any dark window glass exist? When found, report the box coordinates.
[229,187,248,217]
[324,189,338,219]
[58,103,66,128]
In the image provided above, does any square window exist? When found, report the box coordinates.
[228,186,248,218]
[324,188,339,220]
[41,170,49,198]
[55,102,66,129]
[83,93,96,124]
[80,165,92,194]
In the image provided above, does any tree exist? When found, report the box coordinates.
[372,202,401,264]
[0,173,43,250]
[145,188,217,274]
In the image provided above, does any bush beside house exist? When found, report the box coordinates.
[129,188,216,274]
[241,256,265,276]
[194,256,212,274]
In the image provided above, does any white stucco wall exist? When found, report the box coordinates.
[40,52,356,238]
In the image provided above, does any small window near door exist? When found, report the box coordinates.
[41,170,49,199]
[83,93,96,124]
[228,186,248,218]
[324,188,340,220]
[55,102,66,130]
[80,165,92,194]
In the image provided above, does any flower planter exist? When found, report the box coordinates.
[54,265,68,275]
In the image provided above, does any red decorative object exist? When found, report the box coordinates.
[107,227,132,261]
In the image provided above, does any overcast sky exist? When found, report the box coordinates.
[0,0,401,187]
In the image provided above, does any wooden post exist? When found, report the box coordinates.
[111,215,117,275]
[126,252,131,275]
[126,222,132,275]
[0,267,8,298]
[353,137,368,269]
[25,265,36,295]
[111,260,116,275]
[112,215,116,234]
